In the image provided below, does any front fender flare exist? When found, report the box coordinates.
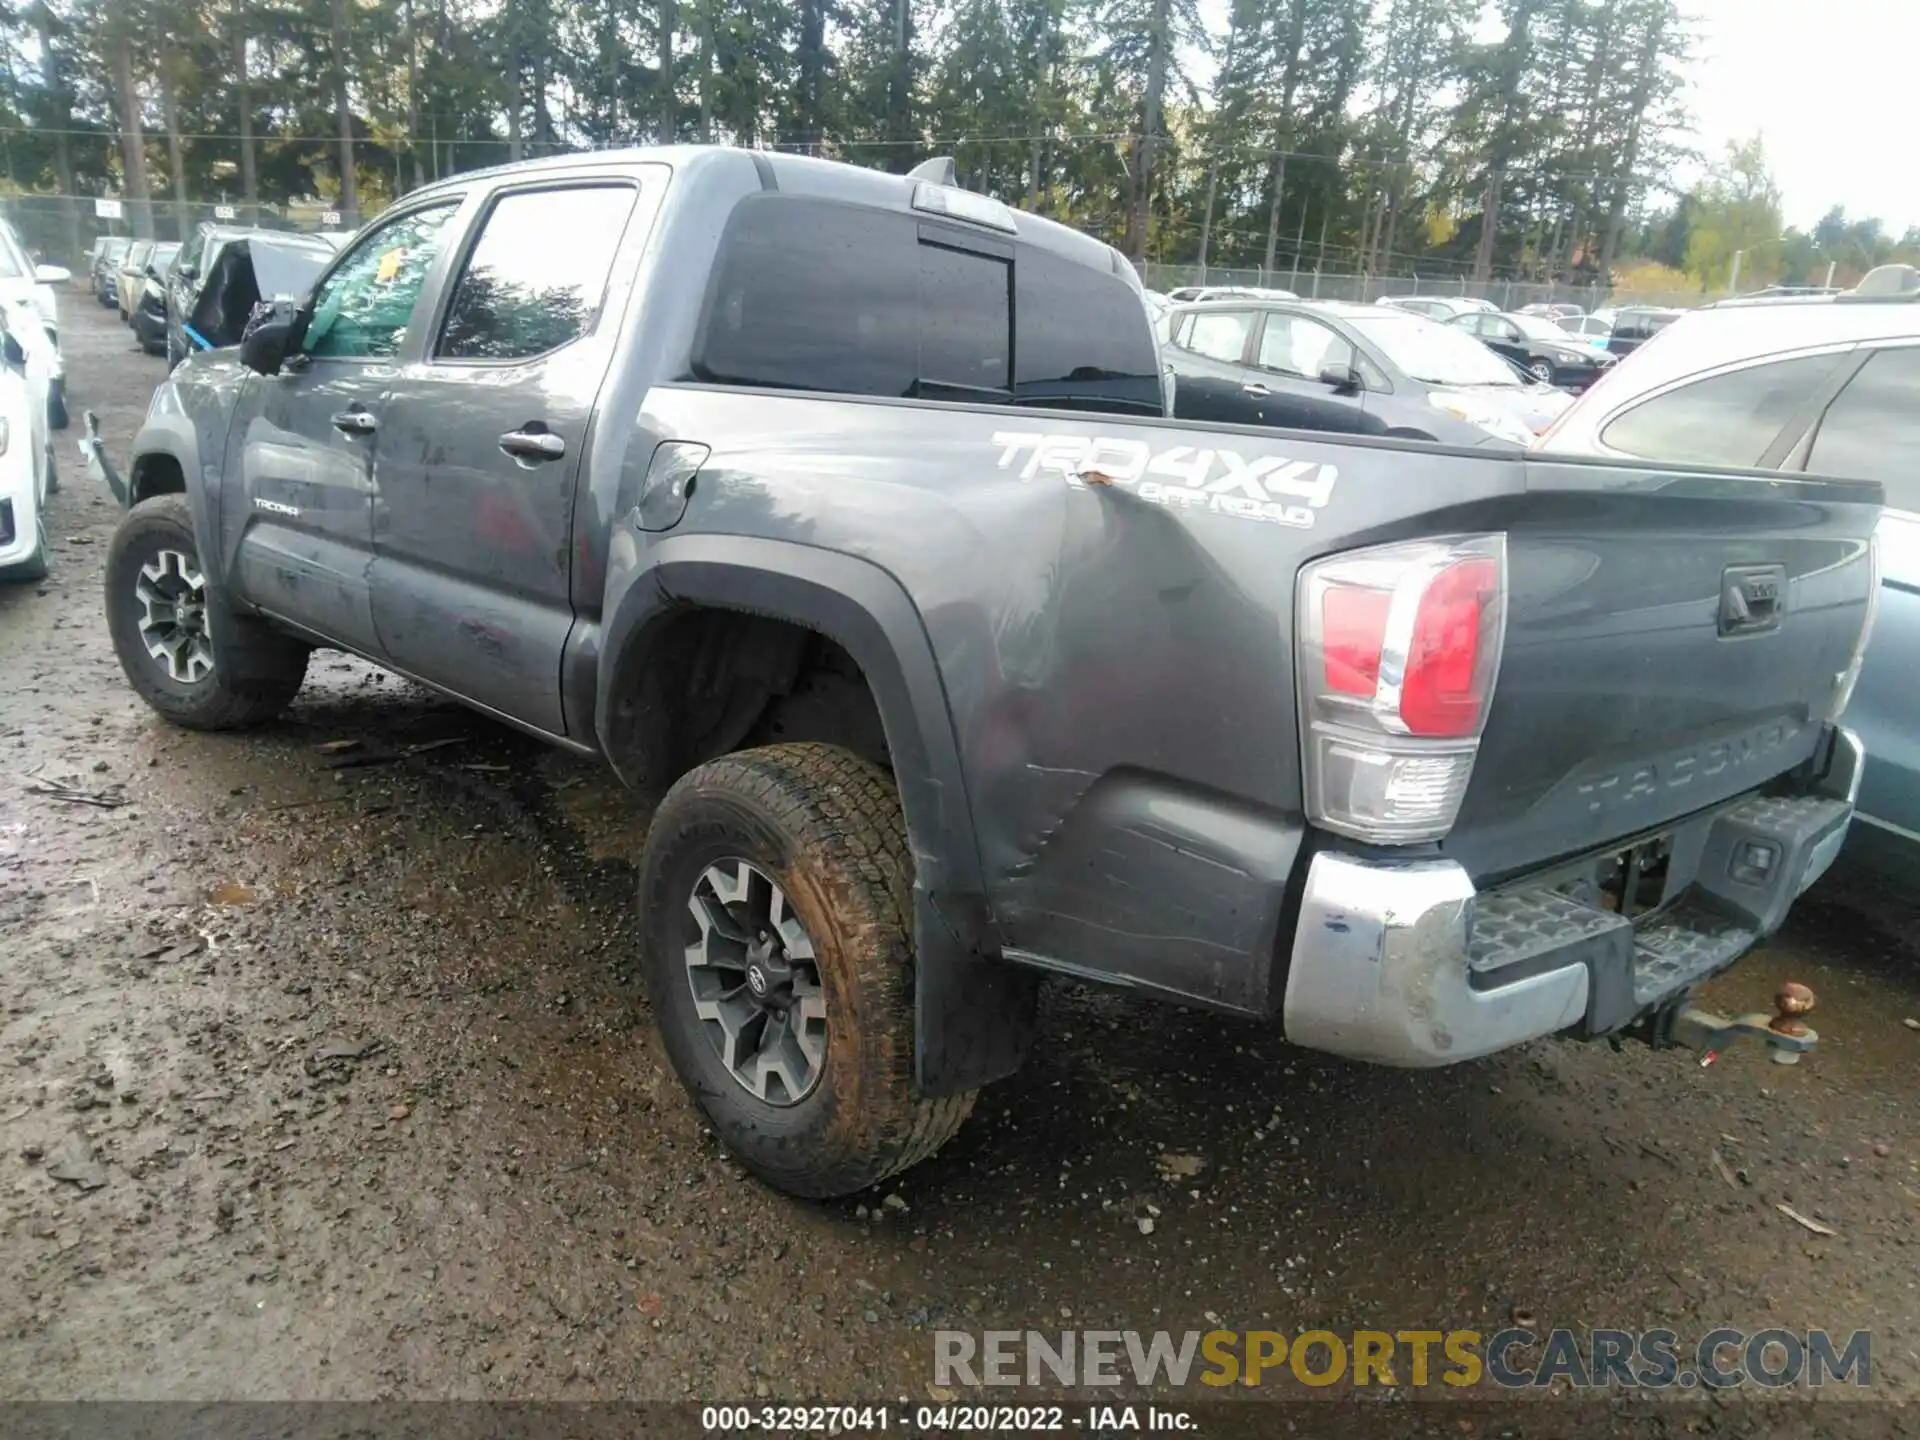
[599,532,1037,1095]
[124,410,223,588]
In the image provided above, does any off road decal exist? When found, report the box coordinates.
[990,431,1337,530]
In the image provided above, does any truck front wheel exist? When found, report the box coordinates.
[105,493,310,730]
[638,742,975,1198]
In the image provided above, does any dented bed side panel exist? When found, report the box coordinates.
[629,388,1534,1014]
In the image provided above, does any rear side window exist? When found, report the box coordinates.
[693,195,1159,413]
[1183,310,1253,362]
[1806,346,1920,508]
[1601,353,1846,469]
[437,185,637,361]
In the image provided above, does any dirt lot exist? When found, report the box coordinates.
[2,299,1918,1427]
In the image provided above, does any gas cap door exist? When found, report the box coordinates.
[633,440,710,532]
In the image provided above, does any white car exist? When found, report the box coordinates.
[0,304,56,580]
[1166,285,1297,303]
[0,219,69,430]
[1374,294,1499,321]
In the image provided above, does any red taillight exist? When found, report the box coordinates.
[1401,557,1498,738]
[1322,586,1391,696]
[1296,535,1508,844]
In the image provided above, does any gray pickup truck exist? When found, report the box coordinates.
[88,146,1878,1199]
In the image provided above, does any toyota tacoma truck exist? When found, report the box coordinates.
[86,146,1878,1198]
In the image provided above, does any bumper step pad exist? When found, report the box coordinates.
[1465,793,1852,1036]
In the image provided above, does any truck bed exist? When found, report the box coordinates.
[612,388,1879,1020]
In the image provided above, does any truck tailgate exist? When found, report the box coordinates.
[1440,458,1879,882]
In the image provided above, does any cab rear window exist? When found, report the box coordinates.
[691,194,1161,414]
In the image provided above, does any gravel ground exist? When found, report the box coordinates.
[2,298,1918,1428]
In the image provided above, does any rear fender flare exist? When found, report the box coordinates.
[598,533,1036,1095]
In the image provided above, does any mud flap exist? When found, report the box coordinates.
[913,888,1038,1097]
[77,411,126,506]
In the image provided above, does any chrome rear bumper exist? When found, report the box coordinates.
[1282,729,1860,1067]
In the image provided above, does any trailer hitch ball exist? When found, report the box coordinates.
[1670,982,1819,1066]
[1770,983,1816,1047]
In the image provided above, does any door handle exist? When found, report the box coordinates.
[331,409,377,436]
[1241,382,1271,397]
[499,429,567,462]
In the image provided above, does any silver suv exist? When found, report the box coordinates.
[1537,265,1920,488]
[1538,263,1919,876]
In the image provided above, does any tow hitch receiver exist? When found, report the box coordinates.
[1664,983,1818,1066]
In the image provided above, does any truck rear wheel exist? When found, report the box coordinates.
[638,742,975,1198]
[105,493,310,730]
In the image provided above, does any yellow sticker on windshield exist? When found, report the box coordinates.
[375,248,404,284]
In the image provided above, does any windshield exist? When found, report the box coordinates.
[0,231,26,279]
[1348,313,1520,387]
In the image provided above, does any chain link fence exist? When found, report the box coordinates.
[0,190,1713,317]
[0,194,375,269]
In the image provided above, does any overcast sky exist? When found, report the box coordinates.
[1685,0,1911,231]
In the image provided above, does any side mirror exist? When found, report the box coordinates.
[240,299,302,376]
[1318,360,1362,393]
[35,264,71,285]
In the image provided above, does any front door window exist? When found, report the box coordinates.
[304,204,460,360]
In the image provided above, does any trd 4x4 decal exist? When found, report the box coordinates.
[990,431,1338,530]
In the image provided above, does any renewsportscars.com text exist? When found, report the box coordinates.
[933,1328,1871,1391]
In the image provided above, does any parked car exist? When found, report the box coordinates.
[1558,314,1614,351]
[1605,306,1683,358]
[1163,297,1571,442]
[0,306,61,580]
[1448,309,1616,390]
[1141,288,1174,345]
[115,240,156,320]
[129,241,181,354]
[1374,295,1498,322]
[0,220,70,428]
[1519,302,1585,322]
[1166,284,1298,303]
[86,146,1874,1201]
[1538,264,1917,872]
[92,237,130,306]
[165,226,340,369]
[1713,285,1843,304]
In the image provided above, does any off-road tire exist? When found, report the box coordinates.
[105,493,309,730]
[638,742,975,1197]
[47,380,69,433]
